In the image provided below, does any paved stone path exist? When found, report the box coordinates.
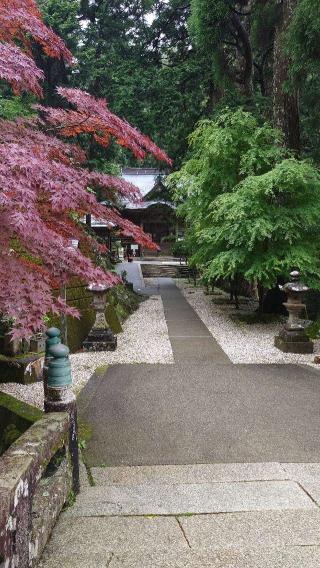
[40,274,320,567]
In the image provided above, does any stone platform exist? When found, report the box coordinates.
[39,277,320,567]
[39,462,320,568]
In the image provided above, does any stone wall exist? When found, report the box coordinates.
[0,413,73,568]
[48,282,139,353]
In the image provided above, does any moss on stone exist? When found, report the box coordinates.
[0,391,43,423]
[94,364,109,376]
[78,420,93,444]
[47,283,141,353]
[0,353,44,384]
[106,305,123,334]
[0,352,42,362]
[0,391,43,456]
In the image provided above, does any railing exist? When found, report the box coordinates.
[0,412,73,568]
[0,331,80,568]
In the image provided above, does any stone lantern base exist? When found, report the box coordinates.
[274,328,314,354]
[83,328,117,352]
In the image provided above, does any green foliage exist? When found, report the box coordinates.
[169,108,285,220]
[305,319,320,340]
[107,284,140,318]
[0,95,35,119]
[78,439,87,450]
[251,0,279,51]
[189,0,229,50]
[0,391,42,455]
[171,108,320,290]
[32,0,320,167]
[38,0,213,167]
[63,490,76,509]
[171,240,189,257]
[47,282,140,352]
[286,0,320,163]
[202,159,320,288]
[232,312,282,325]
[105,304,123,334]
[37,0,82,52]
[287,0,320,83]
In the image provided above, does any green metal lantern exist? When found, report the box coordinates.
[47,344,72,387]
[45,327,61,357]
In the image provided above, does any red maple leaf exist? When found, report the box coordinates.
[0,0,171,338]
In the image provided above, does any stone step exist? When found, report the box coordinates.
[39,464,320,567]
[140,263,190,278]
[64,479,315,517]
[90,462,320,487]
[38,547,320,568]
[41,510,320,553]
[41,546,320,568]
[38,510,320,567]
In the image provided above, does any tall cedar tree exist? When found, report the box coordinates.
[190,0,301,151]
[0,0,171,339]
[273,0,300,152]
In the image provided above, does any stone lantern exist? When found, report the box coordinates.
[83,283,117,351]
[274,271,314,354]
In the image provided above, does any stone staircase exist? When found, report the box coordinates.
[140,263,190,279]
[39,462,320,568]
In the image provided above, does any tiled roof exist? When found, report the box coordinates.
[122,167,160,176]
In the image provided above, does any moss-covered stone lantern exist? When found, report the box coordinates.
[83,283,117,351]
[275,271,314,354]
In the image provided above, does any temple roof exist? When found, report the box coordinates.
[122,168,161,197]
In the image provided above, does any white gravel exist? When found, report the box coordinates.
[176,280,320,366]
[70,295,173,390]
[0,295,173,409]
[0,382,45,410]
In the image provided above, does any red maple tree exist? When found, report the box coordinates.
[0,0,171,339]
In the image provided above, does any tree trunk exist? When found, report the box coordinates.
[257,282,265,313]
[273,0,300,152]
[230,12,253,97]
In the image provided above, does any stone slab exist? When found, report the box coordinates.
[78,363,320,466]
[275,336,314,354]
[281,463,320,482]
[109,547,320,568]
[170,337,230,362]
[43,515,187,554]
[64,481,315,517]
[79,458,91,489]
[161,304,202,312]
[160,285,185,294]
[166,320,211,337]
[164,310,201,320]
[38,553,113,568]
[298,481,320,505]
[91,463,287,486]
[162,301,197,312]
[180,510,320,549]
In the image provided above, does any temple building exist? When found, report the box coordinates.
[121,167,183,255]
[85,168,183,257]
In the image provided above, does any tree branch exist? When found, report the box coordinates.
[44,113,91,133]
[229,12,253,93]
[231,7,252,16]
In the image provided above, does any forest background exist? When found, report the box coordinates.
[2,0,320,315]
[3,0,318,170]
